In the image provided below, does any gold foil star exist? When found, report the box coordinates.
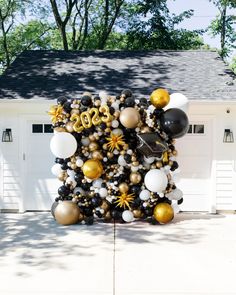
[115,193,134,209]
[48,105,64,124]
[106,133,125,152]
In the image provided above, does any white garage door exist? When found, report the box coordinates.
[22,118,60,211]
[175,118,212,211]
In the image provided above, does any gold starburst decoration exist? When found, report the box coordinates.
[115,193,134,209]
[106,133,125,151]
[48,105,65,124]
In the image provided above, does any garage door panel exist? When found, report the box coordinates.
[178,156,211,177]
[24,120,57,210]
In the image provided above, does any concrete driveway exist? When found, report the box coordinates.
[0,212,236,295]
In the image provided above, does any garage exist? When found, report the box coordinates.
[176,116,213,212]
[21,116,60,211]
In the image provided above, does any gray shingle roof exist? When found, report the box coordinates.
[0,50,235,100]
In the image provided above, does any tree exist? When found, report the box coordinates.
[230,56,236,73]
[123,0,204,50]
[0,0,52,72]
[208,0,236,57]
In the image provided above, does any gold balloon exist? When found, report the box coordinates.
[58,171,67,182]
[153,203,174,224]
[119,182,129,193]
[89,142,99,152]
[82,159,103,180]
[104,211,112,221]
[54,127,66,132]
[119,107,140,129]
[92,150,103,160]
[65,121,75,133]
[101,200,110,212]
[140,126,151,133]
[54,201,81,225]
[133,209,143,218]
[130,172,142,184]
[150,88,170,109]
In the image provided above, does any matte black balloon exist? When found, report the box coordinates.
[57,97,67,105]
[58,185,71,197]
[81,95,92,106]
[160,108,189,138]
[121,89,133,98]
[91,196,103,208]
[178,198,184,205]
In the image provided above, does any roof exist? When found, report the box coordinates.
[0,50,235,100]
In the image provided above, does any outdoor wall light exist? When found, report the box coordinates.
[2,129,13,142]
[223,129,234,143]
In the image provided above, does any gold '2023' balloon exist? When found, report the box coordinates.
[153,203,174,224]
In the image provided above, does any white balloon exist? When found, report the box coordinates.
[144,156,155,164]
[122,210,134,222]
[76,158,84,167]
[171,203,180,214]
[139,190,151,201]
[50,132,77,159]
[165,93,189,113]
[172,188,183,200]
[81,137,90,146]
[93,178,103,188]
[144,169,168,193]
[99,188,108,198]
[51,164,62,176]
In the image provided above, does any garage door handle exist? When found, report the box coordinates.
[23,153,26,161]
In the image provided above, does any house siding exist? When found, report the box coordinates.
[0,99,236,212]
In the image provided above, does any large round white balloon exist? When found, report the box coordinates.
[122,210,134,222]
[50,132,77,159]
[51,163,62,176]
[165,93,189,113]
[144,169,168,193]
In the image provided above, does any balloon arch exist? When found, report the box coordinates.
[49,89,189,225]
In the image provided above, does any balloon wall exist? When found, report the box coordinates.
[49,89,189,225]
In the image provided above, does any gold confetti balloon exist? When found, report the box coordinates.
[82,159,103,180]
[54,201,81,225]
[119,107,140,129]
[153,203,174,224]
[150,88,170,109]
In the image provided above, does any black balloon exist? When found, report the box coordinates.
[58,185,71,197]
[160,108,189,138]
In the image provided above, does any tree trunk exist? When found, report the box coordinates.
[60,26,69,51]
[0,16,10,68]
[220,4,227,53]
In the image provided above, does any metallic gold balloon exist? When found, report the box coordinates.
[130,172,142,184]
[119,107,140,129]
[150,88,170,109]
[89,142,99,152]
[133,209,143,218]
[54,201,81,225]
[104,211,112,221]
[82,159,103,180]
[119,182,129,193]
[140,126,151,133]
[153,203,174,224]
[65,121,74,133]
[58,171,67,182]
[92,150,103,160]
[101,200,110,212]
[54,127,66,132]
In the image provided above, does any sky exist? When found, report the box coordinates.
[167,0,236,58]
